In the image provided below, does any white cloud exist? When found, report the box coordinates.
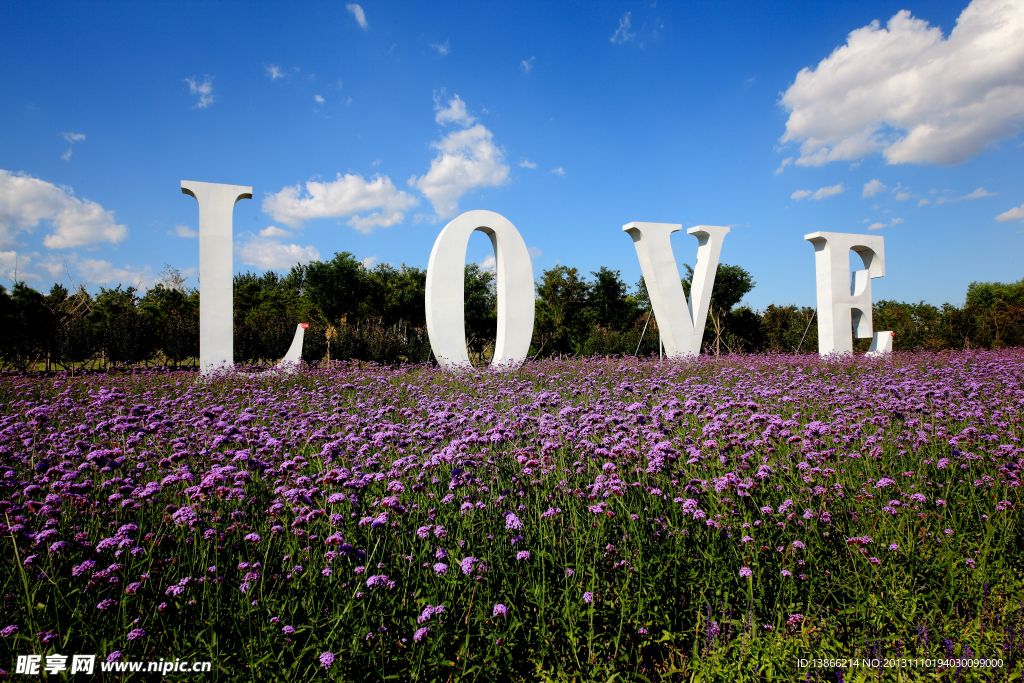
[549,167,566,176]
[996,204,1024,222]
[896,191,912,201]
[431,40,450,56]
[519,159,537,169]
[44,253,154,288]
[774,157,793,175]
[184,76,214,108]
[263,173,418,232]
[528,246,542,259]
[173,224,197,238]
[360,255,378,269]
[80,258,154,288]
[60,131,84,162]
[266,64,285,80]
[410,95,510,218]
[478,255,496,273]
[610,12,635,44]
[0,250,33,280]
[521,57,535,73]
[259,225,291,238]
[863,179,886,197]
[0,169,128,249]
[792,183,846,201]
[780,0,1024,167]
[314,94,325,104]
[964,187,996,200]
[869,217,904,230]
[935,187,997,204]
[918,199,930,206]
[236,234,321,271]
[434,92,476,127]
[346,3,368,29]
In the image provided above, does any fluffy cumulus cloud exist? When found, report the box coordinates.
[262,173,418,233]
[259,225,291,238]
[780,0,1024,167]
[172,224,197,238]
[863,179,886,197]
[0,250,35,281]
[410,94,510,219]
[0,169,127,249]
[347,4,368,29]
[791,183,846,201]
[236,234,321,271]
[433,93,476,127]
[41,253,153,288]
[996,204,1024,222]
[184,76,213,108]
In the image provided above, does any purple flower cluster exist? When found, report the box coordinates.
[1,350,1020,673]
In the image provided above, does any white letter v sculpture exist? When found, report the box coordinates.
[623,222,730,358]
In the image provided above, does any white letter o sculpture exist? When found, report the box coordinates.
[425,210,534,370]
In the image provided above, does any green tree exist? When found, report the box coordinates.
[302,252,367,323]
[682,263,757,354]
[534,266,593,356]
[361,264,427,328]
[463,264,497,359]
[588,267,638,332]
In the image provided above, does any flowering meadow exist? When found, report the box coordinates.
[2,351,1023,681]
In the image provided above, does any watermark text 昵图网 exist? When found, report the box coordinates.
[15,654,212,675]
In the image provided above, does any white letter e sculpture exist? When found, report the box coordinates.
[805,231,893,356]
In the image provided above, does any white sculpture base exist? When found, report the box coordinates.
[866,331,894,356]
[240,323,307,378]
[275,323,307,372]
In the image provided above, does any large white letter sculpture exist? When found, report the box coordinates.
[804,231,892,355]
[425,210,534,370]
[623,223,730,358]
[181,180,252,374]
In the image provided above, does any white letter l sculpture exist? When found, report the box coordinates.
[181,180,252,374]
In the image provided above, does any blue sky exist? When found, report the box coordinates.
[1,0,1022,309]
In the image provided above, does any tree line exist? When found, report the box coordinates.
[2,254,1023,371]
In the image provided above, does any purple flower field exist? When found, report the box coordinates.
[2,351,1023,681]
